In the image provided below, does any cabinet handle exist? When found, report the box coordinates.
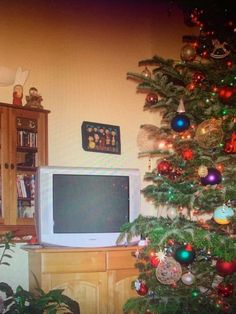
[10,163,14,170]
[4,163,9,169]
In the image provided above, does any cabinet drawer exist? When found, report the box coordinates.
[41,251,106,273]
[106,249,136,270]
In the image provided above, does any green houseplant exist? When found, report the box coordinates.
[0,232,80,314]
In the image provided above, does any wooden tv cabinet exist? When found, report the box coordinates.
[26,245,139,314]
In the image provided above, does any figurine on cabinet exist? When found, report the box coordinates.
[12,84,23,106]
[25,87,43,109]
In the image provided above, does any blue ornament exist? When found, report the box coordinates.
[213,205,234,225]
[171,114,190,132]
[200,167,222,186]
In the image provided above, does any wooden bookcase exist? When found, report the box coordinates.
[26,246,139,314]
[0,102,50,238]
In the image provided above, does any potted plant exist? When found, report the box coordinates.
[0,232,80,314]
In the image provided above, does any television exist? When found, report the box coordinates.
[35,166,141,247]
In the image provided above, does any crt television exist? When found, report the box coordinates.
[35,166,141,247]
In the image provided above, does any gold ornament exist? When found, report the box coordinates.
[195,119,224,148]
[180,44,197,62]
[198,165,208,177]
[156,257,182,285]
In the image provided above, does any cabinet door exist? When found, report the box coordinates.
[108,269,138,314]
[0,107,10,225]
[0,105,49,237]
[48,272,108,314]
[9,109,47,225]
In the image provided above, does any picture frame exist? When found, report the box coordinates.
[81,121,121,154]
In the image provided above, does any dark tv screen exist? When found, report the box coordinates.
[53,174,130,233]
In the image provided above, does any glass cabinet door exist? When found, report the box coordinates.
[15,116,37,220]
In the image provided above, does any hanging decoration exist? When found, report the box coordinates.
[171,114,190,132]
[195,119,224,149]
[215,259,235,276]
[145,93,158,106]
[181,272,195,285]
[174,244,196,265]
[217,282,234,297]
[210,39,230,59]
[157,160,173,175]
[224,132,236,153]
[155,257,182,285]
[197,165,208,177]
[200,167,222,186]
[180,44,197,62]
[213,205,234,225]
[182,148,194,160]
[135,280,149,296]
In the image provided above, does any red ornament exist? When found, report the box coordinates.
[224,133,236,153]
[186,82,196,91]
[217,282,234,297]
[218,86,234,100]
[157,160,172,175]
[150,255,160,268]
[136,281,149,296]
[145,93,158,106]
[192,71,205,85]
[182,148,193,160]
[216,259,235,276]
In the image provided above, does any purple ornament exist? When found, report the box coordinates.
[200,167,222,186]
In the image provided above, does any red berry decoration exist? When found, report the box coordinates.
[217,282,234,297]
[216,259,235,276]
[157,160,172,175]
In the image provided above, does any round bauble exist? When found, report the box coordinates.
[181,272,195,285]
[135,281,149,296]
[180,44,197,62]
[145,93,158,106]
[216,259,235,276]
[171,114,190,132]
[217,282,234,297]
[213,205,234,225]
[150,255,160,268]
[156,257,182,285]
[200,167,222,186]
[174,245,196,265]
[195,119,223,149]
[167,207,178,220]
[182,148,193,160]
[157,160,172,175]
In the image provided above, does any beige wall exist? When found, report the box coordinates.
[0,0,194,289]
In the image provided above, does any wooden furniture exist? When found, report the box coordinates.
[26,246,139,314]
[0,102,50,238]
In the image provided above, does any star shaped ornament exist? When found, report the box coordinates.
[156,250,166,261]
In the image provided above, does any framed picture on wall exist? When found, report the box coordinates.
[81,121,121,154]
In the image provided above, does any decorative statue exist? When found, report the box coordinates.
[12,84,23,106]
[25,87,43,109]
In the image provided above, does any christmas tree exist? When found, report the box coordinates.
[118,2,236,314]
